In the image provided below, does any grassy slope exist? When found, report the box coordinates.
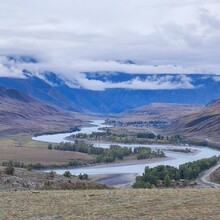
[0,189,219,219]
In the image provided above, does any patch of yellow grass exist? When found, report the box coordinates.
[0,188,219,219]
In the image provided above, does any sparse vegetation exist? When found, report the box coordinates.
[0,167,109,191]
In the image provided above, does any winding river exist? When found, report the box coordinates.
[32,120,220,176]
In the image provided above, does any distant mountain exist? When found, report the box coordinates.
[1,73,219,113]
[121,103,202,122]
[0,56,220,113]
[166,99,220,142]
[0,86,80,136]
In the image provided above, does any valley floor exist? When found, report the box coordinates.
[0,188,219,219]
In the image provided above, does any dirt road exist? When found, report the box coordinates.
[198,162,220,188]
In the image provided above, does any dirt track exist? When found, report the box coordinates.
[198,162,220,188]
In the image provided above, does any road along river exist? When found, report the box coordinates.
[32,120,220,177]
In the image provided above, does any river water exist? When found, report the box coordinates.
[32,120,220,175]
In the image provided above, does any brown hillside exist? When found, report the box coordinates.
[120,103,202,122]
[166,99,220,142]
[0,86,81,136]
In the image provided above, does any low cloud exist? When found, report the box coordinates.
[74,74,195,91]
[0,56,197,91]
[0,1,220,90]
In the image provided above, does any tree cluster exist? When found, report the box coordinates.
[134,147,165,160]
[133,156,218,188]
[49,142,165,164]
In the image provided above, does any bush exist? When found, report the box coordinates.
[4,166,15,175]
[63,171,71,178]
[48,144,53,150]
[78,173,89,180]
[48,170,56,179]
[27,166,33,172]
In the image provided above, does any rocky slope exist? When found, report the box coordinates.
[0,167,107,191]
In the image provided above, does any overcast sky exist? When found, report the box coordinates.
[0,0,220,90]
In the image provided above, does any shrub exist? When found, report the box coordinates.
[4,166,15,175]
[78,173,89,180]
[48,144,53,150]
[48,170,56,179]
[27,166,33,171]
[63,171,71,178]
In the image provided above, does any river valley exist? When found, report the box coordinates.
[32,120,220,187]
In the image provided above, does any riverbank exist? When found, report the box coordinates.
[46,155,174,173]
[91,173,138,188]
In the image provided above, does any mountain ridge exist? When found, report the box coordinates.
[0,85,81,136]
[166,98,220,142]
[0,56,220,113]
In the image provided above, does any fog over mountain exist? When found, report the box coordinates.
[0,56,219,113]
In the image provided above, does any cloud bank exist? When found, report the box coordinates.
[0,56,201,91]
[0,0,220,90]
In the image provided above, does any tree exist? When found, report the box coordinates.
[164,175,171,187]
[48,144,53,150]
[63,171,71,178]
[79,173,89,180]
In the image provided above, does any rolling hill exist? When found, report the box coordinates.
[166,99,220,142]
[120,103,202,122]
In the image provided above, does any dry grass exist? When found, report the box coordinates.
[210,167,220,184]
[0,138,93,165]
[0,188,219,219]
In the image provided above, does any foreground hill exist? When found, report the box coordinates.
[0,188,219,219]
[0,85,81,136]
[0,167,107,191]
[167,99,220,142]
